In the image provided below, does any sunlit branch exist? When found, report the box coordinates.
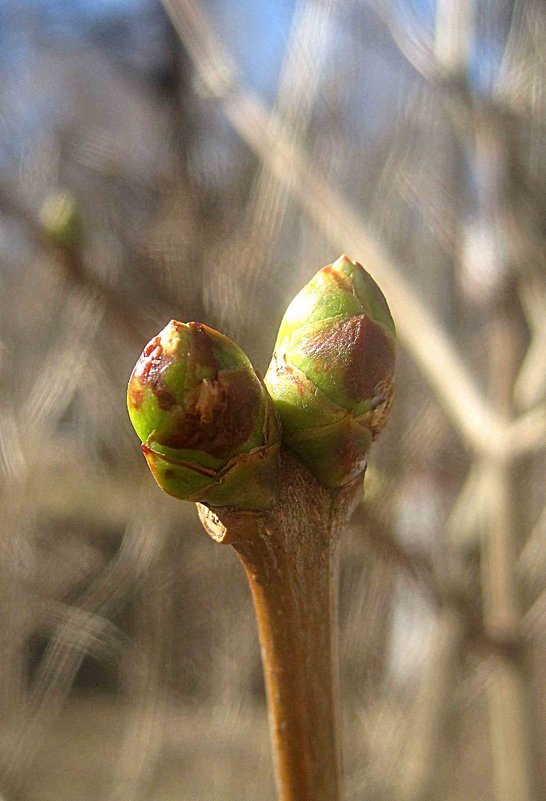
[161,0,510,457]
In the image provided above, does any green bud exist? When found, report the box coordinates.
[39,191,81,249]
[128,321,280,510]
[265,254,395,487]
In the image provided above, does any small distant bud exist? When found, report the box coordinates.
[39,191,81,249]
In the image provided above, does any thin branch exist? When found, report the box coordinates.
[1,491,169,793]
[508,404,546,457]
[364,0,439,83]
[514,280,546,410]
[0,176,147,345]
[207,0,338,338]
[352,503,441,605]
[395,608,466,801]
[197,452,363,801]
[160,0,509,458]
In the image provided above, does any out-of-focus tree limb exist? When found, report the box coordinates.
[508,405,546,457]
[0,489,171,793]
[0,176,147,346]
[205,0,337,339]
[160,0,544,462]
[364,0,441,83]
[515,280,546,410]
[395,608,466,801]
[247,0,336,223]
[352,502,441,605]
[367,0,546,270]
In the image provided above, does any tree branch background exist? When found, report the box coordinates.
[0,1,544,800]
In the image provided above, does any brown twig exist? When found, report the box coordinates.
[197,451,362,801]
[0,177,147,345]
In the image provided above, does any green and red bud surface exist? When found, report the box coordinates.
[127,320,280,509]
[264,254,396,487]
[127,254,395,504]
[126,256,396,801]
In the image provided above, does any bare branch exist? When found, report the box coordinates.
[0,176,148,346]
[514,280,546,410]
[508,404,546,457]
[161,0,508,456]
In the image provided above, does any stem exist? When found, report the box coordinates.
[197,451,362,801]
[480,298,536,801]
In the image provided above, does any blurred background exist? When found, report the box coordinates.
[0,1,545,799]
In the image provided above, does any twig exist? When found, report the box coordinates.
[0,491,168,795]
[514,279,546,410]
[240,0,337,312]
[160,0,509,457]
[198,451,362,801]
[352,503,441,604]
[479,282,536,801]
[507,404,546,457]
[395,607,466,801]
[205,0,337,339]
[0,177,147,345]
[480,452,536,801]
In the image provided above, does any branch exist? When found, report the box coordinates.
[508,404,546,457]
[160,0,507,456]
[197,452,363,801]
[0,177,148,345]
[514,280,546,411]
[209,0,338,338]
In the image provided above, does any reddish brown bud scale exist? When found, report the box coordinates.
[265,254,396,487]
[128,320,280,509]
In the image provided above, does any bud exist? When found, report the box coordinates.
[39,191,81,249]
[128,321,280,509]
[265,255,395,487]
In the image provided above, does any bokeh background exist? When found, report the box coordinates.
[0,1,545,799]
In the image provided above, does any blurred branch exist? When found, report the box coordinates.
[395,608,466,801]
[364,2,542,799]
[0,176,147,346]
[352,503,441,605]
[37,601,126,662]
[241,0,337,301]
[477,140,538,801]
[514,280,546,410]
[1,491,170,792]
[434,0,474,74]
[0,282,104,492]
[480,452,536,801]
[366,0,478,86]
[508,404,546,457]
[524,589,546,641]
[206,0,337,338]
[364,0,440,83]
[367,0,546,242]
[110,549,173,801]
[519,506,546,596]
[445,464,483,549]
[160,0,513,458]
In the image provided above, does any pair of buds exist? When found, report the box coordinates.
[127,255,396,509]
[127,255,396,801]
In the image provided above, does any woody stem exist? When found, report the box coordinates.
[197,451,362,801]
